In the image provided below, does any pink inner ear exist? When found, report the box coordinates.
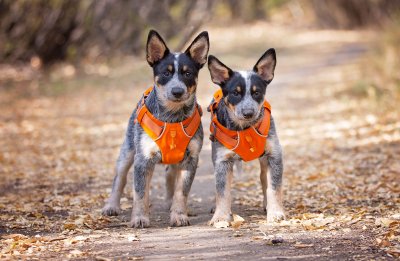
[189,40,208,64]
[257,58,275,81]
[211,63,229,84]
[148,38,167,63]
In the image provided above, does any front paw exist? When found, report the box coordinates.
[267,209,285,223]
[129,215,150,228]
[208,213,232,226]
[102,204,121,216]
[170,211,190,227]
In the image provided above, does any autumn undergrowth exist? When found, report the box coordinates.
[350,19,400,111]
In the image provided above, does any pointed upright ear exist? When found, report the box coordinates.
[185,31,209,68]
[146,30,170,66]
[253,48,276,84]
[208,55,233,86]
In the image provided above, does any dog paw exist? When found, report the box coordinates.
[102,204,121,216]
[267,209,285,223]
[129,215,150,228]
[170,211,190,227]
[208,213,232,227]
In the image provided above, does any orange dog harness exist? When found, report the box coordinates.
[135,87,202,164]
[209,89,271,162]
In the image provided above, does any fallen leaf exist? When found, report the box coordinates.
[230,214,245,229]
[128,235,140,242]
[294,243,314,248]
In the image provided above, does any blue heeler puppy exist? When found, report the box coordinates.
[102,30,209,228]
[207,49,285,225]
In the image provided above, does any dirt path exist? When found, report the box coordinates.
[1,24,399,260]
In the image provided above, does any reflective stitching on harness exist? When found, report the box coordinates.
[154,122,167,141]
[230,131,240,151]
[251,126,268,138]
[181,122,192,138]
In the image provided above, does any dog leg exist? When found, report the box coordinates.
[259,156,268,212]
[102,140,134,216]
[130,155,155,228]
[165,165,179,210]
[169,157,198,226]
[209,159,234,225]
[266,139,285,222]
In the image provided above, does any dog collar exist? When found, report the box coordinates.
[135,87,202,164]
[208,89,271,162]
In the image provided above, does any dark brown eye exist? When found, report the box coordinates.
[233,90,240,96]
[184,71,192,77]
[254,91,260,96]
[163,71,171,77]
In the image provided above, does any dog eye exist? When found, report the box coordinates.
[254,91,260,96]
[184,71,192,77]
[163,71,171,77]
[233,91,240,96]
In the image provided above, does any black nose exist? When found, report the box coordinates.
[171,87,184,98]
[242,109,255,119]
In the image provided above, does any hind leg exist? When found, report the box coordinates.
[169,157,198,227]
[102,140,134,216]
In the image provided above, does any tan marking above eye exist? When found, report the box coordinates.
[167,65,173,71]
[252,86,257,92]
[236,86,241,92]
[228,102,236,112]
[188,85,197,93]
[183,65,188,71]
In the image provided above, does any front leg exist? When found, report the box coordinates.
[130,154,155,228]
[165,165,179,210]
[169,156,198,227]
[209,152,234,226]
[102,139,134,216]
[259,155,268,212]
[265,118,285,222]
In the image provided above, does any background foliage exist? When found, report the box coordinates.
[1,0,399,64]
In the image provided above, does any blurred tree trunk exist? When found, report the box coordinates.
[0,0,214,65]
[312,0,400,29]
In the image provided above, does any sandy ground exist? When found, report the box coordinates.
[1,23,399,260]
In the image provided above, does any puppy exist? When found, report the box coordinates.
[102,30,209,228]
[207,49,285,224]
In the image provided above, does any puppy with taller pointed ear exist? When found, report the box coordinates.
[207,49,285,225]
[102,30,209,228]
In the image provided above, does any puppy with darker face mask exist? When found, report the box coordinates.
[102,30,209,228]
[207,49,285,225]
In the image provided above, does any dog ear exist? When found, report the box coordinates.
[208,55,233,86]
[185,31,209,68]
[146,30,170,66]
[253,48,276,84]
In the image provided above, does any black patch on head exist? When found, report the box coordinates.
[152,53,200,89]
[153,53,176,86]
[177,53,199,89]
[249,73,267,103]
[223,72,246,106]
